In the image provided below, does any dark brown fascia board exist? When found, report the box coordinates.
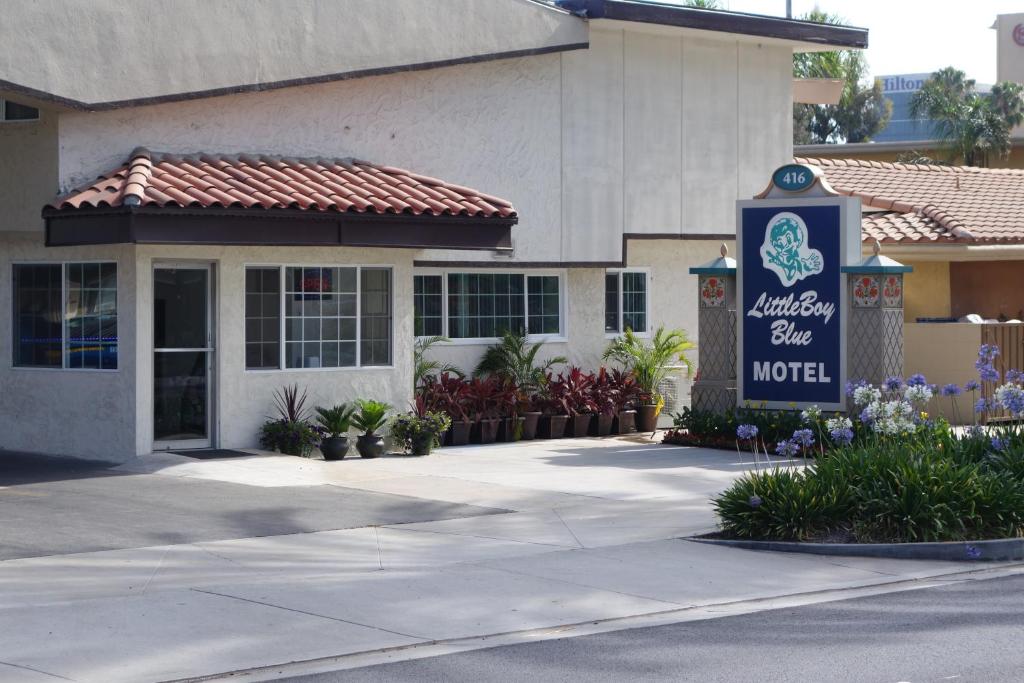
[576,0,867,49]
[0,41,589,113]
[44,206,515,251]
[413,232,736,268]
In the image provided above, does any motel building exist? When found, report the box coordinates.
[0,1,864,462]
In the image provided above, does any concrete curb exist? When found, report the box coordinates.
[687,536,1024,562]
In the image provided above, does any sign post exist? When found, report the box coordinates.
[735,165,860,411]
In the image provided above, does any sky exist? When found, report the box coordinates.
[714,0,1023,83]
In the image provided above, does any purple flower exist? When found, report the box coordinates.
[975,397,991,413]
[845,379,869,397]
[1008,369,1024,384]
[906,374,928,387]
[792,428,815,448]
[940,383,962,397]
[736,424,759,440]
[748,495,762,509]
[830,427,854,445]
[979,365,1000,383]
[991,436,1008,452]
[964,380,981,392]
[776,439,800,458]
[978,344,1000,363]
[883,376,904,392]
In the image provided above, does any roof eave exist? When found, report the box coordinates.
[567,0,867,49]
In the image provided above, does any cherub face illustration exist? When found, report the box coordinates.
[759,213,824,287]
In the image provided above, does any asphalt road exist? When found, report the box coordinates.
[287,572,1024,683]
[0,451,498,560]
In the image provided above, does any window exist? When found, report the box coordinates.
[13,262,118,369]
[0,98,39,122]
[414,271,563,340]
[244,267,281,369]
[413,275,443,337]
[243,265,392,370]
[605,270,648,335]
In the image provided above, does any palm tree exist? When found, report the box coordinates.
[602,327,694,404]
[473,331,567,393]
[910,67,1024,167]
[413,336,463,388]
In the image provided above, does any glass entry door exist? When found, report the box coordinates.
[153,265,213,449]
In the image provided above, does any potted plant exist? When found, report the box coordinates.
[466,376,503,444]
[419,373,472,446]
[603,327,694,434]
[390,410,452,456]
[314,403,356,460]
[495,378,525,442]
[473,331,567,441]
[609,368,640,434]
[561,367,598,438]
[352,399,392,458]
[259,384,322,457]
[536,372,571,439]
[589,367,619,437]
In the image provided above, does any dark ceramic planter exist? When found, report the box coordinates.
[319,436,350,461]
[446,420,471,446]
[410,433,434,456]
[472,418,501,444]
[521,412,541,440]
[498,417,526,442]
[613,410,637,435]
[568,414,593,438]
[637,404,659,433]
[538,414,569,439]
[590,414,614,437]
[356,434,385,458]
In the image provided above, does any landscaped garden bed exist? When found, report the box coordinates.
[707,344,1024,548]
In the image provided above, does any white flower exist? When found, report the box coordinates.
[853,385,882,407]
[801,405,822,423]
[826,416,852,432]
[904,384,933,406]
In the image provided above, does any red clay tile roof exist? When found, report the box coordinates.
[796,156,1024,244]
[48,147,517,219]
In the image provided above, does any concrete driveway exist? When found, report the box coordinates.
[0,438,1013,682]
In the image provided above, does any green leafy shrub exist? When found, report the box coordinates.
[390,411,452,453]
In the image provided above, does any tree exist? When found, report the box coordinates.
[681,0,723,7]
[792,10,891,144]
[910,67,1024,167]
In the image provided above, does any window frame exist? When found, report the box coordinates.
[11,259,119,372]
[604,268,651,339]
[243,263,395,372]
[413,268,568,345]
[0,98,40,123]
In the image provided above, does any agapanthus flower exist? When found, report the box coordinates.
[826,416,853,432]
[830,427,854,445]
[995,383,1024,416]
[904,384,933,406]
[940,383,962,397]
[964,380,981,392]
[883,376,904,393]
[1007,369,1023,384]
[845,379,868,397]
[859,405,876,424]
[906,374,928,387]
[979,365,1000,383]
[748,495,762,509]
[800,405,822,424]
[977,344,1000,364]
[853,385,882,407]
[792,428,815,448]
[736,424,759,440]
[991,436,1008,452]
[975,397,991,414]
[776,439,800,458]
[966,425,985,439]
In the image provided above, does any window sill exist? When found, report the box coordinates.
[419,336,568,346]
[8,365,120,373]
[605,331,651,339]
[244,365,396,373]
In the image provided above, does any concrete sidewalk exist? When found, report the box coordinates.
[0,438,1009,682]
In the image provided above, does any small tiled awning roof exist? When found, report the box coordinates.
[44,148,516,250]
[796,157,1024,245]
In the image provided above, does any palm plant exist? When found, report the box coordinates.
[352,399,392,437]
[413,336,463,388]
[473,331,567,394]
[910,67,1024,167]
[602,327,694,405]
[314,403,356,438]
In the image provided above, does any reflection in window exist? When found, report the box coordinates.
[414,275,443,337]
[605,270,647,334]
[244,267,281,369]
[65,263,118,369]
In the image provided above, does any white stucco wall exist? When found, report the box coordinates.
[0,234,138,461]
[0,107,57,233]
[133,245,414,456]
[55,25,793,265]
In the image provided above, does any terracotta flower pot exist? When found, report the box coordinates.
[590,414,614,437]
[569,414,593,438]
[538,414,569,439]
[637,404,659,433]
[498,417,525,442]
[521,412,541,440]
[472,418,500,444]
[446,420,471,446]
[614,410,637,434]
